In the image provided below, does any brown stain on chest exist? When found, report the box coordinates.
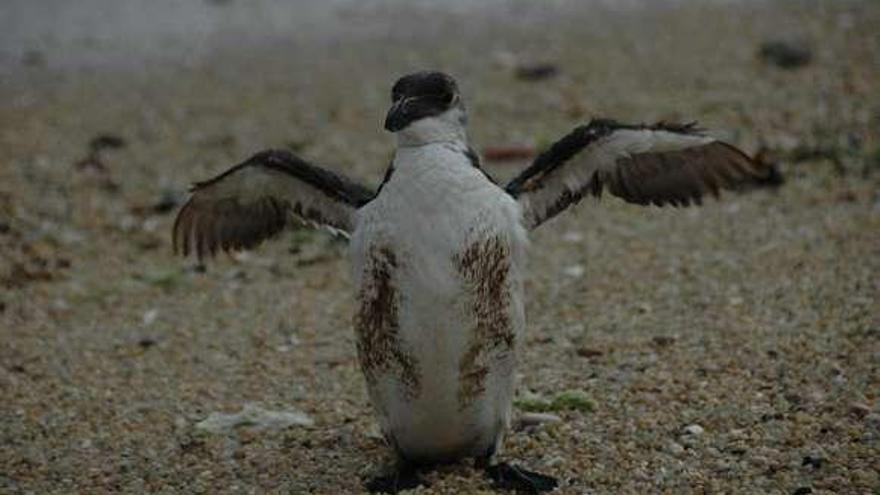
[454,235,515,409]
[355,245,420,399]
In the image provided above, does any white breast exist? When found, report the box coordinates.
[350,142,528,463]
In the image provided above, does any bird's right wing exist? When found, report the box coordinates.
[172,149,374,260]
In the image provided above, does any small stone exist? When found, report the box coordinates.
[514,63,559,81]
[727,428,747,440]
[365,424,384,440]
[142,308,159,326]
[802,455,823,469]
[195,403,313,433]
[727,446,747,456]
[563,265,585,278]
[576,347,603,359]
[849,402,871,418]
[653,336,676,347]
[682,424,705,436]
[89,134,127,152]
[518,412,562,428]
[562,231,583,243]
[667,441,685,456]
[758,40,812,69]
[151,190,180,214]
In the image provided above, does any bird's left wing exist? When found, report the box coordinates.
[172,149,374,260]
[505,119,769,229]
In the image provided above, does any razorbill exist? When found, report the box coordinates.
[172,71,768,493]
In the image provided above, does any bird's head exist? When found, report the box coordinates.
[384,71,466,145]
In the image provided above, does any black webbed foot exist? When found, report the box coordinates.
[365,464,428,494]
[484,462,558,493]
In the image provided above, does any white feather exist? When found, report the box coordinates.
[351,138,528,462]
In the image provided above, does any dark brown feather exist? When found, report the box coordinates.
[597,142,766,207]
[171,195,292,261]
[171,149,374,261]
[511,119,771,228]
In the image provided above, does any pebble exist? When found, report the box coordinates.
[667,441,685,456]
[682,424,705,436]
[564,265,585,278]
[365,424,384,440]
[727,428,747,440]
[142,308,159,326]
[89,134,127,152]
[151,190,180,214]
[758,40,812,69]
[576,347,604,359]
[514,63,559,81]
[801,455,823,469]
[195,404,314,433]
[562,231,584,243]
[518,412,563,428]
[749,455,771,469]
[849,402,870,418]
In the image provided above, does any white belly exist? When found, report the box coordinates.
[350,143,528,463]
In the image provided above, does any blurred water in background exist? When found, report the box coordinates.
[0,0,761,75]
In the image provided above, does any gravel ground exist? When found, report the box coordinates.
[1,1,878,494]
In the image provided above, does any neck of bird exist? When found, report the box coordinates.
[395,107,468,148]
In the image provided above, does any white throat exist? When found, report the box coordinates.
[395,106,468,148]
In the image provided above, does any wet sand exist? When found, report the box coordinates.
[1,1,878,493]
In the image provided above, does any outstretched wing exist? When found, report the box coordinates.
[505,119,769,229]
[172,149,374,260]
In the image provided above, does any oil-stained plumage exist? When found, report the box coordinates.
[172,71,770,493]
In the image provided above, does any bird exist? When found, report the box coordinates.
[171,70,769,493]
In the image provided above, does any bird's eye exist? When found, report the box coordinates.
[439,91,454,104]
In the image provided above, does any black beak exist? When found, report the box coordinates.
[384,99,409,132]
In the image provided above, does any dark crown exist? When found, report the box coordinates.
[391,71,458,103]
